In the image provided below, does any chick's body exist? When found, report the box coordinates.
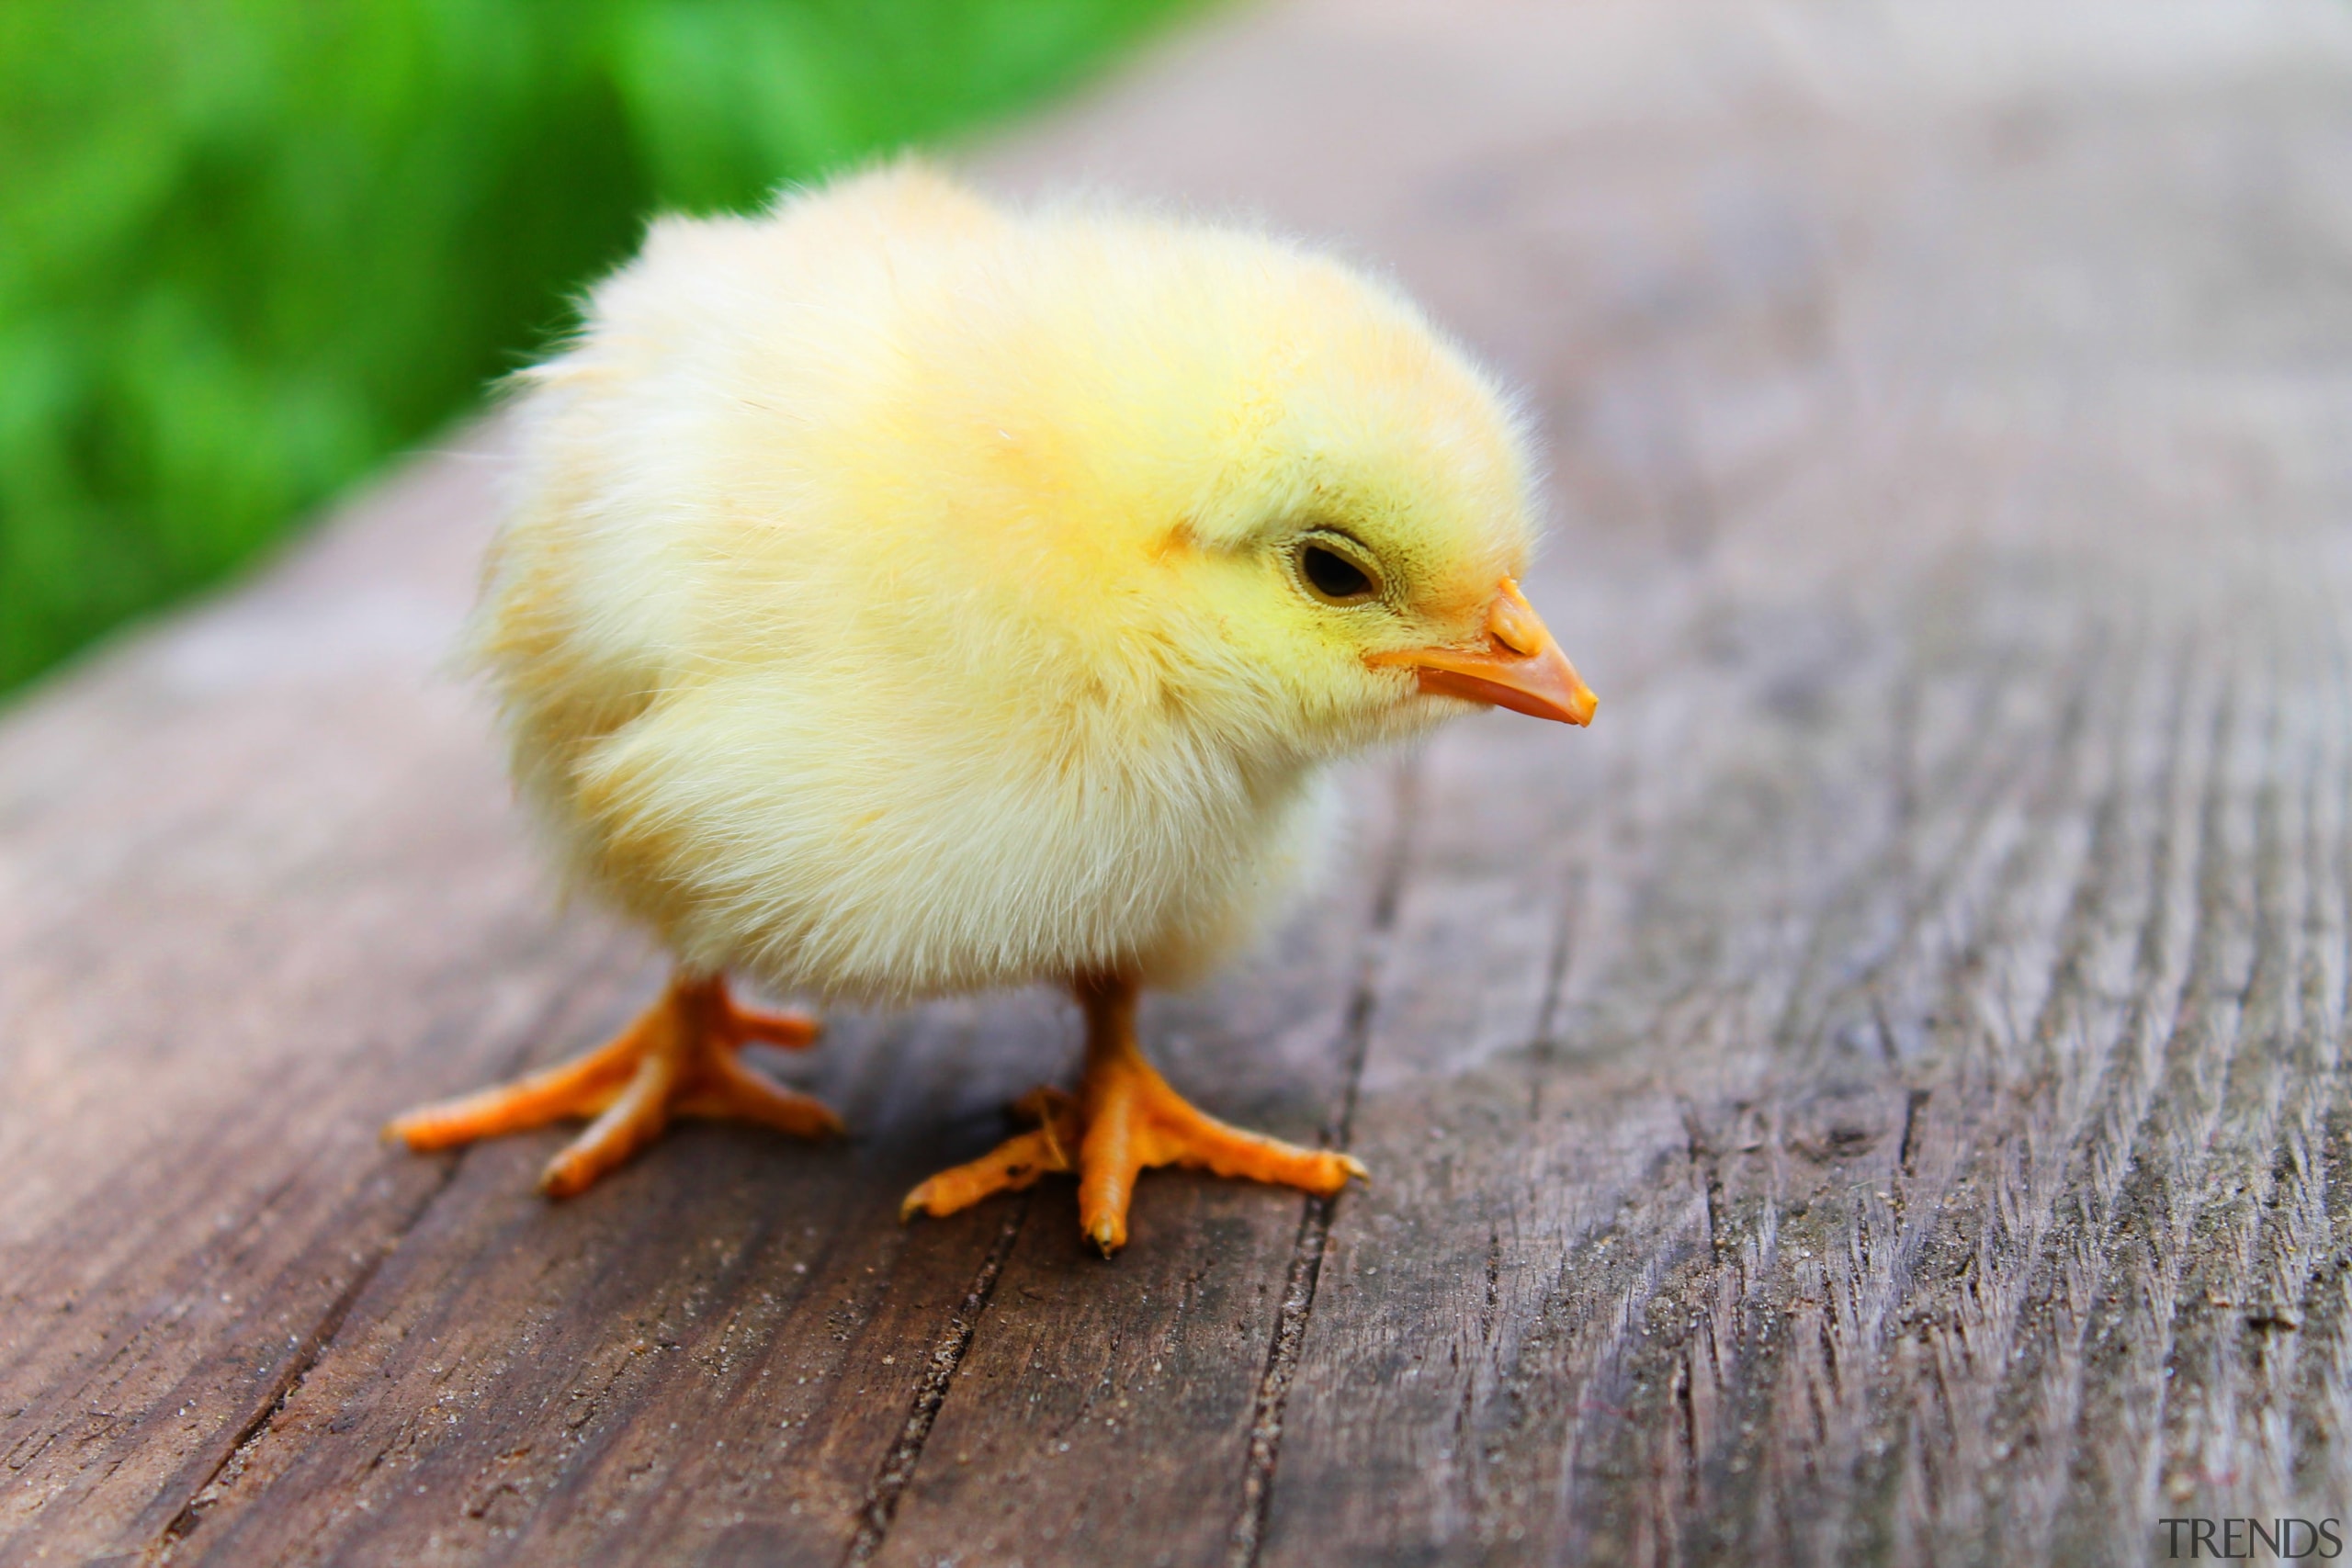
[394,164,1591,1250]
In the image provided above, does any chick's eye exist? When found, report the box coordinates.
[1296,538,1381,605]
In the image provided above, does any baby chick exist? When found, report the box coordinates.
[386,163,1594,1254]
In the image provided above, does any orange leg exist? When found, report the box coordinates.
[901,976,1366,1255]
[385,974,838,1197]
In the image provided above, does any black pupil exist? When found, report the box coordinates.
[1303,544,1373,601]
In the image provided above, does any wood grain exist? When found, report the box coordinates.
[6,0,2352,1563]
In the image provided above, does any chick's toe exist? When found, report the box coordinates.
[899,1089,1081,1223]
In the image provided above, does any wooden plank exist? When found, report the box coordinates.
[6,0,2352,1563]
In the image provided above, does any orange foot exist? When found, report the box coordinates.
[901,976,1366,1254]
[385,973,840,1197]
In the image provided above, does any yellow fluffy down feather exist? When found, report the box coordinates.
[391,160,1592,1248]
[484,162,1545,1000]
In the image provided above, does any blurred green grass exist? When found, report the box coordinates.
[0,0,1197,696]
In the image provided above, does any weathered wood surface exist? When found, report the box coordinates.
[8,0,2352,1562]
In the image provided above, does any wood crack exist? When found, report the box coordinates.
[148,1153,471,1559]
[841,1200,1030,1566]
[1226,761,1419,1568]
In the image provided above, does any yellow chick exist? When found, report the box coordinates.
[386,163,1593,1254]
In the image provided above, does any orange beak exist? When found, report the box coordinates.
[1367,577,1597,727]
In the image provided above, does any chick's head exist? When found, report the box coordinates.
[864,194,1593,776]
[1167,282,1591,760]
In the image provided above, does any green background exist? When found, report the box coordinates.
[0,0,1194,696]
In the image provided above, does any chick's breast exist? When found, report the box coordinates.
[473,167,1342,1005]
